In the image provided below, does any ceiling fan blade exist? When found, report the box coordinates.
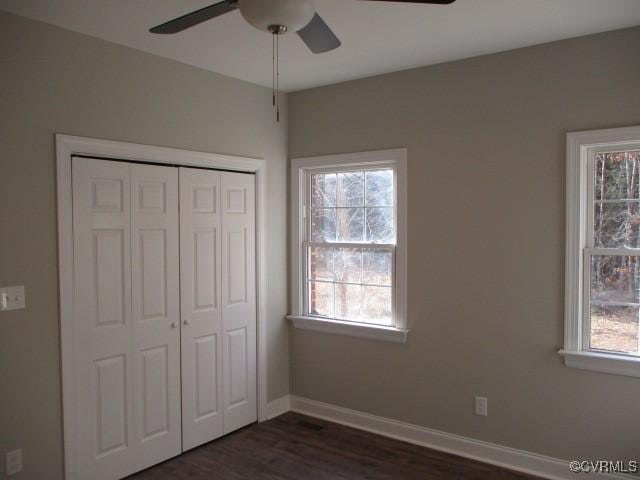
[150,0,238,34]
[363,0,456,3]
[297,13,341,54]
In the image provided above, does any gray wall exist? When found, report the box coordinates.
[0,12,289,479]
[289,27,640,462]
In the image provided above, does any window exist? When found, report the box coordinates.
[563,126,640,377]
[289,149,407,342]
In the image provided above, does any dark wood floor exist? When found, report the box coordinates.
[129,412,541,480]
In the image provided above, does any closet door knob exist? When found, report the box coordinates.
[183,320,190,326]
[171,322,177,329]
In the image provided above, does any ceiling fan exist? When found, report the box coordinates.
[150,0,456,122]
[150,0,457,54]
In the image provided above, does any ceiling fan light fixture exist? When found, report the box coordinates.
[239,0,316,34]
[148,0,458,122]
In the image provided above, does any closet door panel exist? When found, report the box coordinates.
[180,168,224,451]
[72,158,135,480]
[130,164,181,469]
[72,160,258,479]
[221,172,257,434]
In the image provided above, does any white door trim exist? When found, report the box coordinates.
[56,134,269,480]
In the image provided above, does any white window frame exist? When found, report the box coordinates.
[288,149,408,343]
[561,125,640,377]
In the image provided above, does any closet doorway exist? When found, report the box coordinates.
[56,135,268,480]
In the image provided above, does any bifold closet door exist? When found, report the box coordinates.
[179,168,224,451]
[130,163,181,469]
[72,158,181,479]
[180,168,257,449]
[220,171,257,434]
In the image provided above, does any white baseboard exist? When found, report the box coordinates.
[265,395,291,420]
[277,395,633,480]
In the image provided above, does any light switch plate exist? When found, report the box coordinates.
[0,286,26,311]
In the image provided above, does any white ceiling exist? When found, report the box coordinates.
[2,0,640,92]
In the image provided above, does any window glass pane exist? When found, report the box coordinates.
[589,255,640,354]
[305,165,397,326]
[366,169,393,206]
[309,281,334,318]
[337,172,364,207]
[595,151,640,201]
[366,207,394,243]
[336,284,362,320]
[334,248,362,283]
[309,247,333,281]
[362,286,392,325]
[363,249,392,286]
[311,173,336,208]
[336,208,364,242]
[591,255,640,304]
[590,305,639,354]
[311,208,336,242]
[593,202,640,248]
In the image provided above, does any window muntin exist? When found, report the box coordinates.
[305,168,395,326]
[586,149,640,356]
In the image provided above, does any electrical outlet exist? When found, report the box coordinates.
[6,449,23,476]
[474,396,488,417]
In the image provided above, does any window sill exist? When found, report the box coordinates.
[287,315,408,343]
[558,349,640,378]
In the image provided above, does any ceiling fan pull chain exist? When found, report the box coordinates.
[270,30,280,122]
[276,32,280,123]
